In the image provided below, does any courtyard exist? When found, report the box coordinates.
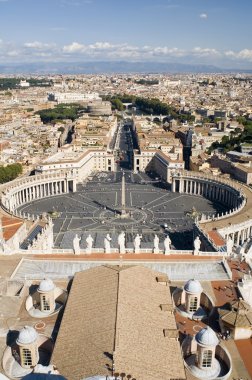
[17,171,228,250]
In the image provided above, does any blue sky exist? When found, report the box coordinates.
[0,0,252,68]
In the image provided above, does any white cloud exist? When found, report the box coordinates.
[62,42,186,60]
[63,42,86,53]
[1,38,252,68]
[192,47,219,57]
[6,50,19,56]
[225,49,252,61]
[34,52,53,57]
[199,13,208,19]
[24,41,55,50]
[152,47,185,57]
[89,42,114,50]
[63,42,138,57]
[61,42,252,64]
[24,41,56,50]
[238,49,252,59]
[60,0,92,6]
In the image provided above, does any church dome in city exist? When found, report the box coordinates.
[38,278,55,293]
[184,279,203,294]
[195,326,219,347]
[17,326,38,345]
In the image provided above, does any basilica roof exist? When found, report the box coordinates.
[51,265,185,380]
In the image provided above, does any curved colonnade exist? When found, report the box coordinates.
[172,171,252,247]
[0,171,77,217]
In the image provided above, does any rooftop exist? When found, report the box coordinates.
[51,265,186,380]
[219,299,252,328]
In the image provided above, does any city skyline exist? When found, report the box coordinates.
[0,0,252,69]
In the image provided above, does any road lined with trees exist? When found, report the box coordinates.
[103,94,195,123]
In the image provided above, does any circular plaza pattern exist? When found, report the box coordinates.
[17,171,228,250]
[93,207,148,226]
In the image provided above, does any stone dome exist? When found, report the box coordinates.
[184,279,203,294]
[195,326,219,347]
[38,278,55,293]
[17,326,38,345]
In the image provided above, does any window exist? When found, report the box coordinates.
[42,295,50,311]
[189,296,198,312]
[202,350,212,368]
[21,348,32,366]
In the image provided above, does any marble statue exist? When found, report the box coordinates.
[104,233,112,254]
[226,236,234,255]
[153,234,159,254]
[118,231,126,254]
[42,239,48,252]
[0,220,11,255]
[0,217,3,240]
[12,233,20,251]
[193,236,201,255]
[134,234,142,253]
[0,239,11,255]
[73,234,81,255]
[48,217,54,229]
[164,234,171,255]
[86,234,94,254]
[0,239,5,254]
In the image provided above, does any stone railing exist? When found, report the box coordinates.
[199,198,247,224]
[0,171,71,193]
[14,247,225,256]
[176,170,243,191]
[218,218,252,236]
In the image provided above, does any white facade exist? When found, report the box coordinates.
[133,150,184,183]
[48,92,101,103]
[134,150,155,172]
[238,275,252,308]
[19,80,30,88]
[35,147,115,181]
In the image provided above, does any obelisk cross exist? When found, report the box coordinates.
[121,171,126,214]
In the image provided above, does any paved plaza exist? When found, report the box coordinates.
[17,171,228,249]
[11,259,230,281]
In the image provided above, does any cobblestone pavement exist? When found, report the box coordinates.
[17,171,228,249]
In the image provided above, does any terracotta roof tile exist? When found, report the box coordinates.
[1,216,24,241]
[52,265,186,380]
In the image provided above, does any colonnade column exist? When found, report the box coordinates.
[72,179,77,192]
[179,179,184,193]
[185,180,189,193]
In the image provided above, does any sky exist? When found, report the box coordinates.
[0,0,252,68]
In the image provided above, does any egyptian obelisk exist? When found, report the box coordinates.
[121,172,126,215]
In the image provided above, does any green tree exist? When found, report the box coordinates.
[0,163,22,184]
[36,104,83,124]
[111,98,124,111]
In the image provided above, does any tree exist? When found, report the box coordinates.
[111,98,124,111]
[0,163,23,184]
[36,104,83,124]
